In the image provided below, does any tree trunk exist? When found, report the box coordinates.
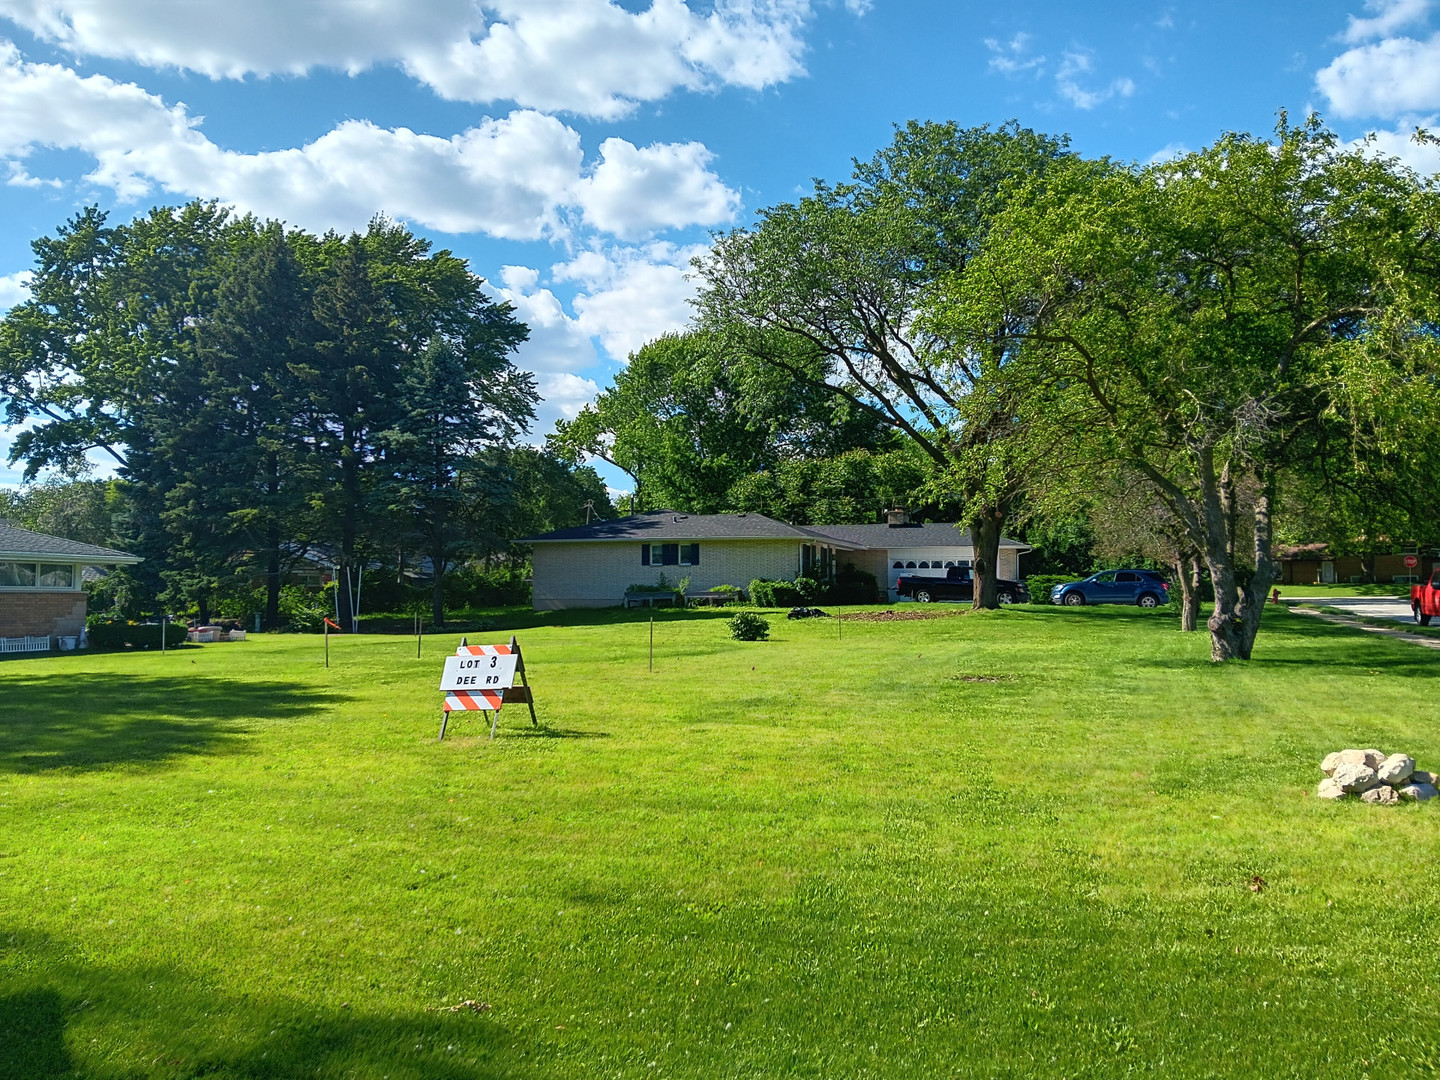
[971,508,1006,610]
[197,592,211,626]
[1203,463,1278,662]
[264,530,281,631]
[431,543,446,627]
[1177,553,1202,632]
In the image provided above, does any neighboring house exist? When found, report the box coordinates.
[0,522,141,648]
[1276,543,1438,586]
[521,509,1030,610]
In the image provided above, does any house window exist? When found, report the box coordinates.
[905,561,917,569]
[38,564,74,588]
[0,562,77,588]
[918,561,929,569]
[0,562,37,587]
[642,543,695,566]
[944,561,955,568]
[892,561,903,569]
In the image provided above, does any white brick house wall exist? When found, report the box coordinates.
[532,539,808,609]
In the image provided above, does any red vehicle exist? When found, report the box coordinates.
[1412,569,1440,625]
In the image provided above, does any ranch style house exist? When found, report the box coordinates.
[0,522,141,652]
[522,510,1029,610]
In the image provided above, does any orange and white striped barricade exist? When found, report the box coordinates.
[438,635,537,740]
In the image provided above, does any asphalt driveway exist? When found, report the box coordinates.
[1296,596,1416,624]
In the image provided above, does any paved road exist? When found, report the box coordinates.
[1300,596,1417,625]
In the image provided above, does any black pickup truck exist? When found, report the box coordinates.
[894,565,1028,605]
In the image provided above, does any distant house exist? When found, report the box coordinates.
[0,523,141,650]
[1276,543,1438,586]
[520,509,1029,610]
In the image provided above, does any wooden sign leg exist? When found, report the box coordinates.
[489,705,500,741]
[438,709,450,741]
[512,636,538,727]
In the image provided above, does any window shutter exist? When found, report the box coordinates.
[688,544,700,566]
[662,543,679,565]
[641,544,651,565]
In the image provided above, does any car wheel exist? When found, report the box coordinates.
[1418,608,1433,626]
[1137,593,1160,609]
[914,589,932,603]
[997,591,1015,605]
[1062,592,1085,606]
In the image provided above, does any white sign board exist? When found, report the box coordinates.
[439,652,518,692]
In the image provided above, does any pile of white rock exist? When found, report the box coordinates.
[1318,749,1438,804]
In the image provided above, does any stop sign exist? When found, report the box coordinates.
[1404,554,1418,568]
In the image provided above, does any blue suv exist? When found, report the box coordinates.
[1052,570,1170,608]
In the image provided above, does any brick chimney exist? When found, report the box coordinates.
[885,507,910,527]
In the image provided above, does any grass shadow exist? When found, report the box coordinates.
[511,725,611,739]
[0,674,346,774]
[0,989,71,1080]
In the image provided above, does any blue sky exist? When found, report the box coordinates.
[1,0,1438,491]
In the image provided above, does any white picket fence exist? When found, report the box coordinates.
[0,635,50,654]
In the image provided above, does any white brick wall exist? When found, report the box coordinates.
[532,539,807,609]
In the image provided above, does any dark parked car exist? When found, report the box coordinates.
[1051,570,1170,608]
[896,565,1028,605]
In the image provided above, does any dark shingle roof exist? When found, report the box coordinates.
[522,512,1030,552]
[523,511,848,544]
[0,522,141,563]
[798,522,1030,549]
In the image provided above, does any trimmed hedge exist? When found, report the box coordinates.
[87,620,189,650]
[748,579,804,608]
[1025,575,1077,605]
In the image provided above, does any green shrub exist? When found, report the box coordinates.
[708,584,745,604]
[793,576,823,604]
[827,564,879,605]
[748,579,804,608]
[1025,574,1076,605]
[727,611,770,641]
[86,620,188,650]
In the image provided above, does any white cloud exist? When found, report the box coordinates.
[1356,120,1440,173]
[1341,0,1432,42]
[495,264,600,374]
[1147,141,1190,164]
[0,268,30,310]
[535,372,602,422]
[554,242,703,360]
[984,33,1045,76]
[0,0,829,119]
[1317,31,1440,117]
[575,139,739,239]
[1055,50,1134,110]
[0,44,740,238]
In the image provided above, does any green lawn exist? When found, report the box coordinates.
[1274,582,1414,598]
[3,604,1439,1079]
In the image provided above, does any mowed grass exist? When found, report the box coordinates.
[2,605,1439,1079]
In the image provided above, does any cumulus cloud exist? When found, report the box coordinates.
[554,242,703,360]
[1318,31,1440,117]
[1340,0,1432,42]
[0,0,829,118]
[0,44,740,238]
[575,139,739,239]
[0,269,30,310]
[1055,50,1134,110]
[1356,121,1440,173]
[495,264,600,375]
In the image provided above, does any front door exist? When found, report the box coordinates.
[1320,561,1335,584]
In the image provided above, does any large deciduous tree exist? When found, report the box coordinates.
[694,121,1072,607]
[966,117,1440,660]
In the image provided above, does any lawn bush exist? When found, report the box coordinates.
[85,619,188,650]
[1025,574,1075,604]
[827,563,880,605]
[727,610,770,640]
[747,579,804,608]
[793,576,823,603]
